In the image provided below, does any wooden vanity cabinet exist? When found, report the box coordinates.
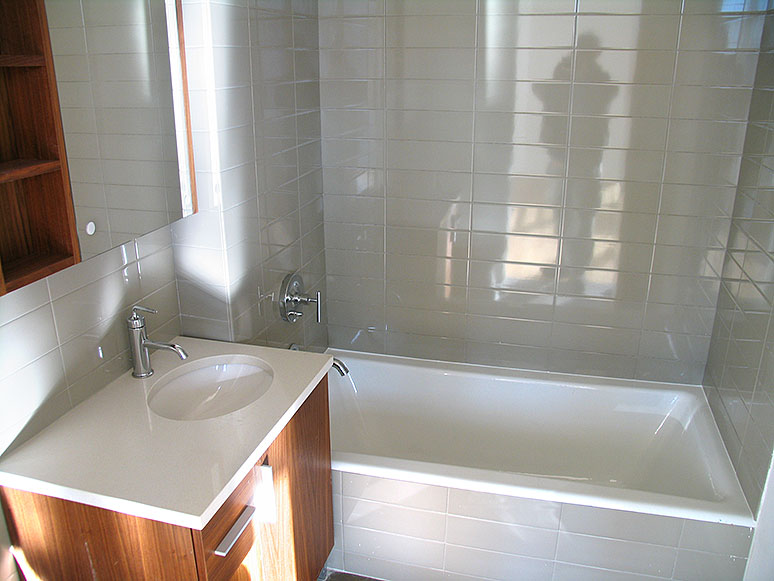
[0,378,334,581]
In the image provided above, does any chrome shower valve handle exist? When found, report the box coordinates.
[279,273,321,324]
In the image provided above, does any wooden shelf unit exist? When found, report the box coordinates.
[0,0,80,296]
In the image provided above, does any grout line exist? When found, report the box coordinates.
[464,0,480,366]
[547,0,580,371]
[636,0,685,380]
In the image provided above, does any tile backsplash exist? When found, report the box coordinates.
[320,0,766,384]
[0,226,179,457]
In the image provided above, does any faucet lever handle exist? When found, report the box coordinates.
[128,305,158,330]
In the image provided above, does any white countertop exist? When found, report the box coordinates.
[0,337,332,529]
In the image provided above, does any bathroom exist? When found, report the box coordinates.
[1,0,774,579]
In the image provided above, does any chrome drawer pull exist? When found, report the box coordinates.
[214,505,256,557]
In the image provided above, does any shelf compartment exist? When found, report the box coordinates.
[0,159,60,183]
[3,252,75,292]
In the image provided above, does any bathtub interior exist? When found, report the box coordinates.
[327,348,753,527]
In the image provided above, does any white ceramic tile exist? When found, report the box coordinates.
[554,296,645,329]
[387,140,471,172]
[571,116,668,151]
[385,0,476,15]
[556,532,677,577]
[578,0,681,13]
[387,48,475,80]
[45,0,85,27]
[560,239,653,272]
[553,562,662,581]
[0,348,67,435]
[477,48,572,82]
[342,497,445,540]
[474,143,566,176]
[387,110,473,142]
[572,84,671,117]
[386,198,470,230]
[577,15,679,50]
[676,52,758,87]
[448,489,560,529]
[468,260,556,294]
[560,505,683,547]
[387,169,471,201]
[446,515,557,559]
[476,80,570,114]
[386,15,475,48]
[386,331,466,361]
[343,553,447,581]
[342,473,448,511]
[480,0,576,14]
[385,79,473,113]
[342,525,445,568]
[473,174,563,206]
[51,265,141,344]
[472,204,560,236]
[563,209,657,243]
[0,306,60,382]
[478,15,574,48]
[385,306,465,337]
[319,17,384,50]
[320,48,384,79]
[679,520,753,556]
[664,152,741,186]
[386,254,467,285]
[557,268,649,301]
[476,112,567,146]
[673,549,746,581]
[680,14,765,51]
[0,280,50,327]
[471,232,557,264]
[444,545,553,580]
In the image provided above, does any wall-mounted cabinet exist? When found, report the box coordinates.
[0,0,79,295]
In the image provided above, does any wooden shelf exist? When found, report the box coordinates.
[0,55,45,67]
[3,253,75,292]
[0,159,61,184]
[0,0,80,295]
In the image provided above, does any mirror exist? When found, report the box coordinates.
[46,0,196,261]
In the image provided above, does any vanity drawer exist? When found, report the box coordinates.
[198,467,258,581]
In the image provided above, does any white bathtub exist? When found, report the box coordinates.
[327,349,753,527]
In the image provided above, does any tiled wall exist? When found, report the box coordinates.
[328,471,753,581]
[46,0,183,260]
[320,0,766,384]
[703,8,774,516]
[177,0,327,350]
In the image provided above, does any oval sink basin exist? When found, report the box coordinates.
[147,354,274,420]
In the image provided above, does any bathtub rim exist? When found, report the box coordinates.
[326,347,755,528]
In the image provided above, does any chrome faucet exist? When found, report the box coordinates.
[288,343,349,376]
[331,358,349,376]
[127,305,188,378]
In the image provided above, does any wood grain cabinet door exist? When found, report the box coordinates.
[258,377,334,581]
[0,487,200,580]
